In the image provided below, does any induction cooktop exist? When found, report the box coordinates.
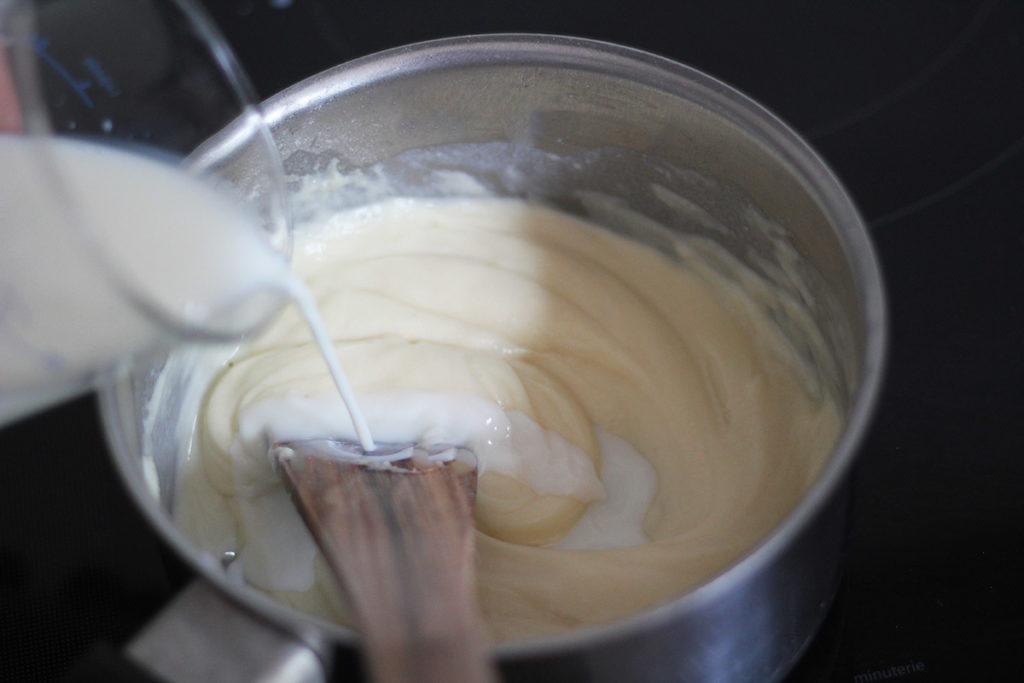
[2,1,1022,681]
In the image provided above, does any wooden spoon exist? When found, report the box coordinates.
[271,440,497,683]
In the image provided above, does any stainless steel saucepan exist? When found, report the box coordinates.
[99,35,886,683]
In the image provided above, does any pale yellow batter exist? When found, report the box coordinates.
[174,196,841,641]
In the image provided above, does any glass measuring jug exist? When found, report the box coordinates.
[0,0,291,426]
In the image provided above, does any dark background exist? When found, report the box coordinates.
[2,0,1023,680]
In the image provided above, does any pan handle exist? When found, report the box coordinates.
[124,580,329,683]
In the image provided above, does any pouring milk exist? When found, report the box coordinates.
[0,135,281,423]
[0,135,371,442]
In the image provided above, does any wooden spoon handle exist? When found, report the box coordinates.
[279,454,496,683]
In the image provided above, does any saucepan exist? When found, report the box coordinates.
[99,35,885,682]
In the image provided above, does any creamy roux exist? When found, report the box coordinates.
[174,197,841,641]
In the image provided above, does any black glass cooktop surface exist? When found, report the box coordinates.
[2,1,1023,681]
